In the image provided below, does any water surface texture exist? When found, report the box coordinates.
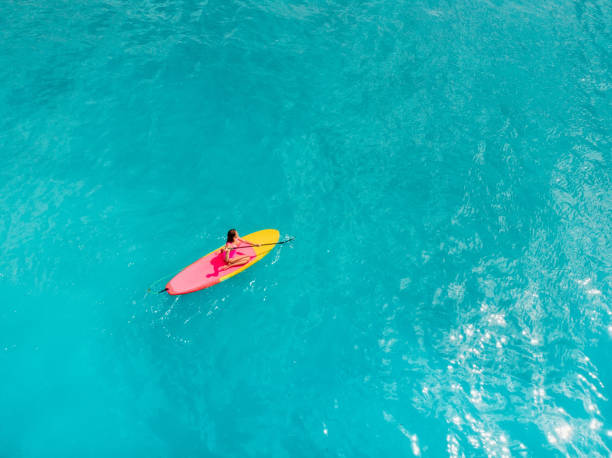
[1,0,611,456]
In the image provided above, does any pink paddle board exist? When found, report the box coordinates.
[166,229,280,295]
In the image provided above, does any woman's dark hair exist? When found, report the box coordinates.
[227,229,237,243]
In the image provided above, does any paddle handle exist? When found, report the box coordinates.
[229,237,295,251]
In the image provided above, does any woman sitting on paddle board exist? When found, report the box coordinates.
[219,229,260,270]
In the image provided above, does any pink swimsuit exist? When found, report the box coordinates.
[224,242,241,261]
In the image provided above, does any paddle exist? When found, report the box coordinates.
[153,237,295,294]
[229,237,295,251]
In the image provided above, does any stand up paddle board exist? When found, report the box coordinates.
[165,229,280,295]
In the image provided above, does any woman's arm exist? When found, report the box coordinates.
[223,244,230,262]
[237,237,259,247]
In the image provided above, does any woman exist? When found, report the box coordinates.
[219,229,260,270]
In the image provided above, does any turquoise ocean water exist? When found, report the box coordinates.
[1,0,611,456]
